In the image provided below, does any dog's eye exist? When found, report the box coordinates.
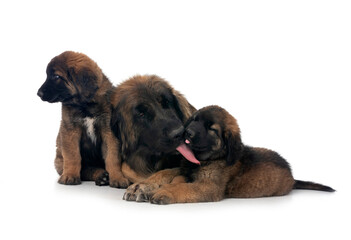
[209,127,219,137]
[135,109,145,118]
[207,122,218,132]
[135,104,148,119]
[209,127,217,132]
[52,75,61,81]
[208,123,220,135]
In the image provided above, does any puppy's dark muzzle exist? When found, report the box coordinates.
[37,87,56,103]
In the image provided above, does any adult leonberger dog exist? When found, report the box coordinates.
[37,51,129,188]
[123,105,334,204]
[111,75,196,183]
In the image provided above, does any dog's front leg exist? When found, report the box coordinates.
[150,181,226,204]
[58,125,82,185]
[102,130,130,188]
[123,168,184,202]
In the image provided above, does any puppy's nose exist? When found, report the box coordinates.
[169,126,184,139]
[37,89,44,98]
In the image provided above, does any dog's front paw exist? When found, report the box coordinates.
[58,174,81,185]
[150,189,176,205]
[109,175,131,189]
[123,183,160,202]
[95,171,109,186]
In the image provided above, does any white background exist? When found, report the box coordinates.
[1,0,350,239]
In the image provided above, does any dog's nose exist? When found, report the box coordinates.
[37,89,44,98]
[168,126,184,139]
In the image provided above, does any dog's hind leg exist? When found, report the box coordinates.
[81,167,109,186]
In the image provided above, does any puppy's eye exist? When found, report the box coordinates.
[135,109,145,118]
[135,104,148,118]
[209,127,217,133]
[208,123,220,135]
[52,75,61,81]
[207,122,218,132]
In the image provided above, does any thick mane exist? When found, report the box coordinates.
[111,75,196,176]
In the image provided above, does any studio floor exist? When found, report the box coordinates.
[1,169,347,240]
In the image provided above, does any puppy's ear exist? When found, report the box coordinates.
[76,68,98,101]
[110,105,121,140]
[111,103,137,159]
[224,130,243,166]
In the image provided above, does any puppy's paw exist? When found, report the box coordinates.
[123,183,160,202]
[58,174,81,185]
[95,171,109,186]
[109,176,131,189]
[150,190,175,205]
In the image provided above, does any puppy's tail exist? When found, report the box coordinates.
[293,180,335,192]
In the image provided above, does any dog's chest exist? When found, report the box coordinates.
[83,117,97,144]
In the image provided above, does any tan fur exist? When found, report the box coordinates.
[121,163,147,184]
[123,105,297,204]
[58,125,82,184]
[40,51,129,187]
[110,75,196,181]
[226,161,295,198]
[123,168,185,202]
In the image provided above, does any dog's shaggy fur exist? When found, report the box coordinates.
[111,75,196,183]
[38,51,129,188]
[124,105,334,204]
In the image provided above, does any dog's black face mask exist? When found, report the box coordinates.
[134,92,185,154]
[183,106,244,165]
[184,111,224,161]
[114,83,187,156]
[37,56,98,105]
[37,69,72,103]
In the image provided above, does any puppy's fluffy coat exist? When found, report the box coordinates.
[38,51,129,188]
[124,105,334,204]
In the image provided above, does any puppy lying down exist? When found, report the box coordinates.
[123,105,335,204]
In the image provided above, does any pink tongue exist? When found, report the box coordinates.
[176,143,200,165]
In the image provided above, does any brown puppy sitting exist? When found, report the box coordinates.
[124,105,334,204]
[37,51,129,188]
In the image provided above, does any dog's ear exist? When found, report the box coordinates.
[110,105,121,140]
[76,68,98,102]
[111,103,137,160]
[172,90,197,123]
[224,130,243,166]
